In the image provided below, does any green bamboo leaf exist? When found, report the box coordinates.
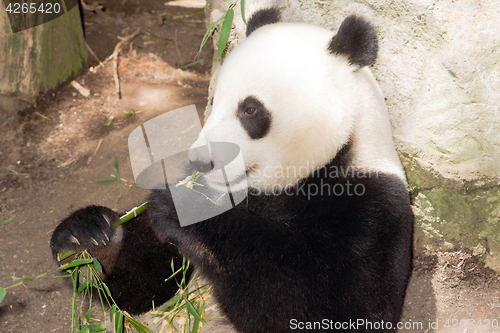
[123,109,136,116]
[115,311,124,333]
[109,304,117,322]
[85,307,93,323]
[183,295,206,325]
[89,179,117,185]
[102,283,112,297]
[12,276,34,282]
[61,258,93,269]
[1,217,12,227]
[79,327,90,333]
[157,294,182,312]
[78,281,88,292]
[57,250,75,261]
[192,301,202,333]
[54,274,73,278]
[0,287,6,304]
[86,324,106,332]
[92,258,102,273]
[218,8,234,59]
[113,158,119,174]
[241,0,246,24]
[196,13,226,58]
[126,315,154,333]
[104,115,114,126]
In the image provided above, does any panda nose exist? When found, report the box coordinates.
[190,159,214,173]
[188,145,214,173]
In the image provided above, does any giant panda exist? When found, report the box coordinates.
[50,8,413,333]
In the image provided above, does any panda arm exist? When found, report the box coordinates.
[50,204,188,315]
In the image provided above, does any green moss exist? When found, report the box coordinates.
[403,155,500,272]
[3,5,87,102]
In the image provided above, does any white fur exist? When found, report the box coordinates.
[191,22,405,193]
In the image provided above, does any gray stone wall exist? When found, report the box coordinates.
[205,0,500,271]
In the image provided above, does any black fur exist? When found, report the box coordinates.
[146,144,412,333]
[246,8,280,37]
[51,149,412,331]
[237,96,272,140]
[328,15,378,68]
[51,206,189,315]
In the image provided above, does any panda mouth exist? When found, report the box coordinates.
[205,163,256,190]
[245,163,258,175]
[209,173,247,188]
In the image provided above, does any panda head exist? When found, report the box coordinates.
[189,9,399,194]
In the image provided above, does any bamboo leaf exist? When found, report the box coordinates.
[104,115,114,126]
[57,250,75,261]
[92,258,102,273]
[196,13,226,58]
[192,301,202,333]
[78,281,88,292]
[183,295,206,325]
[12,276,34,282]
[53,274,73,278]
[61,258,93,269]
[102,283,112,297]
[0,287,6,304]
[115,311,124,333]
[89,179,117,185]
[109,304,117,322]
[241,0,246,24]
[1,217,12,227]
[126,315,154,333]
[123,109,136,116]
[157,294,182,312]
[113,158,119,174]
[85,307,93,323]
[218,8,234,59]
[86,324,106,332]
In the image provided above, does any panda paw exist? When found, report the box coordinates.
[50,205,121,258]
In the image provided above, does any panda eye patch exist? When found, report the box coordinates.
[237,96,272,140]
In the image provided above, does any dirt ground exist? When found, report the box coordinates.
[1,1,500,332]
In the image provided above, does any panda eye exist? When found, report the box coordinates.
[244,107,256,115]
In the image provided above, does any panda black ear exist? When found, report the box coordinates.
[328,15,378,68]
[246,8,280,37]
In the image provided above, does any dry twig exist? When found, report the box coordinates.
[87,138,104,165]
[111,28,141,99]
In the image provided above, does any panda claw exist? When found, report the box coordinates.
[102,214,111,227]
[70,235,81,245]
[103,232,110,242]
[91,238,99,246]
